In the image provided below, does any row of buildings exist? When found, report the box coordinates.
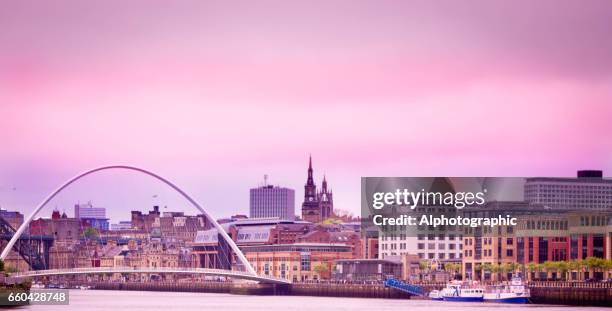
[0,205,363,282]
[1,169,611,283]
[377,171,612,281]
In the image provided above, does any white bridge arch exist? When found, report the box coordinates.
[0,165,257,276]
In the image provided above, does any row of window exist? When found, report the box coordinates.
[416,243,461,250]
[416,252,462,260]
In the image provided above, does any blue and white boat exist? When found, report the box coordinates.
[440,281,484,302]
[428,290,443,301]
[484,277,530,304]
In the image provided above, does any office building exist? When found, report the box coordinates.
[74,202,109,231]
[524,170,612,210]
[250,185,295,220]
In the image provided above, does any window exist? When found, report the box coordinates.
[300,254,311,271]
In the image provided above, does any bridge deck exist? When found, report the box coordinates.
[11,267,291,284]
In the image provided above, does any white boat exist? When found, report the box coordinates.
[31,282,45,289]
[440,281,484,302]
[484,277,530,304]
[428,290,443,301]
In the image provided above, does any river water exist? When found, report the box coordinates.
[21,290,608,311]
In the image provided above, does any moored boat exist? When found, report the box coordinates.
[483,276,530,304]
[428,290,443,301]
[440,281,484,302]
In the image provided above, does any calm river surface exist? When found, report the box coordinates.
[20,290,610,311]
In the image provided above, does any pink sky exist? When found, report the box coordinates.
[1,0,611,221]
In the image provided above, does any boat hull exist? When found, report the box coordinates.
[484,296,530,304]
[442,296,484,302]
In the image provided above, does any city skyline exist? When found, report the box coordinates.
[1,0,612,221]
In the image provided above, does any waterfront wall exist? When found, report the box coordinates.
[289,283,412,299]
[83,281,233,294]
[83,281,410,299]
[72,280,611,305]
[528,281,611,307]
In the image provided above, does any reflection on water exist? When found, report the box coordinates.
[23,290,608,311]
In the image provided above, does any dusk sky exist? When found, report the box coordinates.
[1,0,611,222]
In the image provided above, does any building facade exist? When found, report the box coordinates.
[378,213,463,261]
[333,259,402,281]
[524,170,612,210]
[461,211,611,281]
[159,212,209,242]
[131,206,161,231]
[74,202,109,231]
[110,221,133,231]
[250,185,295,220]
[243,243,353,281]
[298,229,363,258]
[0,209,24,230]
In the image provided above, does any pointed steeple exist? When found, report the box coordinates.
[304,155,317,201]
[307,154,314,184]
[322,174,328,191]
[308,154,312,170]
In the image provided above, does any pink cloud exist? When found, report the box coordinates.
[0,0,611,219]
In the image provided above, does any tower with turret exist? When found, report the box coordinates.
[301,156,333,223]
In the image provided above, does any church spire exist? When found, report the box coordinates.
[304,155,317,201]
[301,155,333,223]
[322,174,328,191]
[307,154,314,184]
[309,154,312,170]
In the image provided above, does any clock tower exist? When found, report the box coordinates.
[301,156,333,223]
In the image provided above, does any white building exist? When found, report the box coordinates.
[525,170,612,210]
[74,202,109,230]
[74,202,106,219]
[378,233,463,261]
[249,185,295,220]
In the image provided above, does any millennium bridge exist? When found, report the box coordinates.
[0,165,290,285]
[10,267,290,284]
